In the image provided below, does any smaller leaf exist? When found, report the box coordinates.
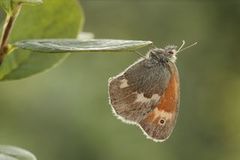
[0,154,18,160]
[14,39,153,53]
[0,145,37,160]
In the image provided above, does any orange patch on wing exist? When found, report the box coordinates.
[153,116,161,124]
[142,111,156,123]
[156,68,179,112]
[141,108,163,124]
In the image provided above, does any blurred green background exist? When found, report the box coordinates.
[0,0,240,160]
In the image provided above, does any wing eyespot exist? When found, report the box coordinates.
[159,119,166,125]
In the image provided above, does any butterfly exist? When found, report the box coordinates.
[108,41,197,142]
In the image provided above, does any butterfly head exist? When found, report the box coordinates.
[148,45,178,63]
[148,41,197,63]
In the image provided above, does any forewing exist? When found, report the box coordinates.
[139,63,180,142]
[108,58,171,123]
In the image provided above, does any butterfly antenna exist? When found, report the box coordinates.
[177,40,198,53]
[177,40,186,52]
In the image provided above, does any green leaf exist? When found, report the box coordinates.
[14,39,153,53]
[0,145,36,160]
[0,0,84,80]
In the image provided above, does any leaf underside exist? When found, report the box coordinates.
[14,39,153,53]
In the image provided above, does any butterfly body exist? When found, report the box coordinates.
[108,45,180,142]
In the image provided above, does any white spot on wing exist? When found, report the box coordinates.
[135,93,160,104]
[151,94,161,102]
[119,79,129,88]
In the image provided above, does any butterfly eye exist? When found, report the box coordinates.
[168,51,174,54]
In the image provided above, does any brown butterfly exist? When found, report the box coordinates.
[108,41,197,142]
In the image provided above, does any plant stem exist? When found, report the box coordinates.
[0,3,22,64]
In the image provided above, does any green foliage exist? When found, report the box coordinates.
[0,0,83,80]
[0,145,36,160]
[14,39,152,53]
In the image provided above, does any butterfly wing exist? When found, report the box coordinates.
[108,57,180,141]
